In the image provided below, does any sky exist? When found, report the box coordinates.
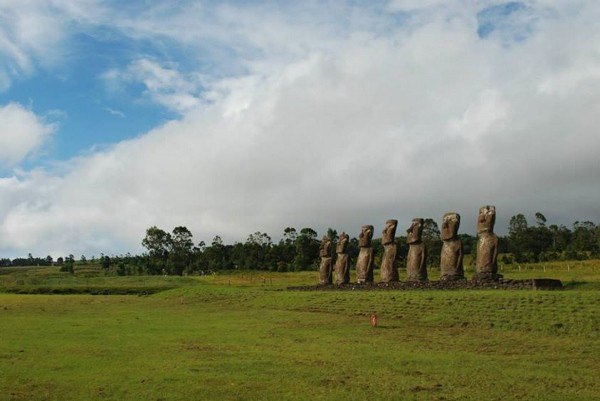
[0,0,599,258]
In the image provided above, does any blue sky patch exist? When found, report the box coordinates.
[477,2,534,42]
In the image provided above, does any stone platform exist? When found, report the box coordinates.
[288,278,563,291]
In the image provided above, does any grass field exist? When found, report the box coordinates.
[1,260,599,400]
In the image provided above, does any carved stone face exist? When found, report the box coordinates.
[319,236,331,257]
[336,232,349,253]
[441,212,460,241]
[358,225,374,247]
[477,205,496,234]
[382,219,398,245]
[406,218,424,244]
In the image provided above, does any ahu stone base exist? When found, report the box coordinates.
[288,278,563,291]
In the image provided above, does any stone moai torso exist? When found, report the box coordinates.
[380,219,399,283]
[439,212,465,280]
[333,232,350,285]
[474,205,501,281]
[406,218,428,281]
[355,225,375,283]
[318,235,333,285]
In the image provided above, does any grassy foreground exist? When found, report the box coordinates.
[0,261,599,400]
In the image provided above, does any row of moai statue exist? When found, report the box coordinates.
[318,205,500,284]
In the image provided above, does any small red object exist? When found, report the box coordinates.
[370,313,378,327]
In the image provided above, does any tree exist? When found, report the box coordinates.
[326,228,339,243]
[61,255,75,274]
[169,226,194,275]
[458,234,476,255]
[509,213,552,262]
[347,237,360,266]
[142,226,171,274]
[525,225,552,262]
[242,232,273,270]
[535,212,547,227]
[171,227,194,252]
[293,227,319,270]
[571,221,598,254]
[116,261,127,276]
[202,235,231,270]
[509,214,528,234]
[142,226,172,258]
[422,218,441,267]
[246,232,272,247]
[508,214,528,262]
[283,227,297,244]
[101,255,111,270]
[276,227,298,269]
[548,224,571,252]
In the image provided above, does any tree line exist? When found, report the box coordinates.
[1,213,597,275]
[506,213,598,263]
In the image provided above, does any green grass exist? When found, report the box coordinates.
[0,260,599,400]
[0,265,198,295]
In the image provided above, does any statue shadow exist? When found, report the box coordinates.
[562,281,594,290]
[373,324,402,330]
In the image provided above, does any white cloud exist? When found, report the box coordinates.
[0,0,104,90]
[0,1,63,89]
[447,90,510,142]
[103,59,204,114]
[104,107,125,118]
[387,0,458,11]
[0,1,599,257]
[0,102,56,166]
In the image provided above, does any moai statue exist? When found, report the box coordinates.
[406,218,428,281]
[380,219,399,283]
[355,225,375,283]
[333,232,350,285]
[439,212,465,280]
[318,235,333,285]
[474,205,501,281]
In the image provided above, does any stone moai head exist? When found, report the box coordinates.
[477,205,496,234]
[441,212,460,241]
[382,219,398,245]
[319,235,332,257]
[358,225,374,247]
[406,218,424,244]
[336,232,349,254]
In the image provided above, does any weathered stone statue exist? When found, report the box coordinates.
[356,225,375,283]
[439,212,465,280]
[333,232,350,285]
[318,235,333,285]
[380,219,399,282]
[474,205,501,281]
[406,218,427,281]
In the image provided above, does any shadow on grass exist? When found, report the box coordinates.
[0,286,176,295]
[562,281,599,290]
[371,325,403,330]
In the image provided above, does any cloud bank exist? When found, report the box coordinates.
[0,1,599,257]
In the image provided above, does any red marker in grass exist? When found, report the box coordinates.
[370,312,378,327]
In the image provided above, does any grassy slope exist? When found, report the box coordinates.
[0,261,598,401]
[0,265,199,294]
